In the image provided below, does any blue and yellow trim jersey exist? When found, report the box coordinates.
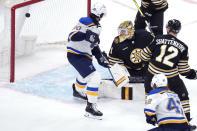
[67,16,102,59]
[145,88,189,127]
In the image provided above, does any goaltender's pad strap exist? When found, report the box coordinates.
[121,87,133,100]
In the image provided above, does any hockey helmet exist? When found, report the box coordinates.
[118,21,135,41]
[166,19,181,34]
[91,3,106,18]
[151,74,168,88]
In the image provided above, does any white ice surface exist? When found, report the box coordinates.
[0,0,197,131]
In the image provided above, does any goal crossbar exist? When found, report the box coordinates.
[9,0,91,82]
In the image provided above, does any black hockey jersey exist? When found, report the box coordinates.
[141,0,168,12]
[109,30,154,75]
[141,35,191,78]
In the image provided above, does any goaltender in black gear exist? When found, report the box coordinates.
[108,20,154,83]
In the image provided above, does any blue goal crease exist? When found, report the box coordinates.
[10,60,111,102]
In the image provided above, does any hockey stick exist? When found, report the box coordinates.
[96,45,131,88]
[133,0,155,36]
[96,45,118,86]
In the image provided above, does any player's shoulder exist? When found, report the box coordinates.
[79,17,95,26]
[148,88,168,96]
[174,36,188,48]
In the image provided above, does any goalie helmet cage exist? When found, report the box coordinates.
[0,0,91,83]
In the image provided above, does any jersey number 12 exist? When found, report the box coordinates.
[156,45,178,67]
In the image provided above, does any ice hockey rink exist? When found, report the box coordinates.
[0,0,197,131]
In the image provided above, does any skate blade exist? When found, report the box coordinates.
[84,112,102,120]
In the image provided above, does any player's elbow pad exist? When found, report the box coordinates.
[69,32,86,41]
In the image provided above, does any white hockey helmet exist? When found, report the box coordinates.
[151,74,168,88]
[91,2,106,18]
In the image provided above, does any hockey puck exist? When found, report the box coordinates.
[25,13,30,17]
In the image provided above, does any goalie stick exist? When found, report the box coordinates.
[132,0,155,37]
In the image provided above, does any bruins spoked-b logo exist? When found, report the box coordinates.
[130,48,143,63]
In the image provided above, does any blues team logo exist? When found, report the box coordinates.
[130,48,143,63]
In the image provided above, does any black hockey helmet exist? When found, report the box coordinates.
[166,19,181,34]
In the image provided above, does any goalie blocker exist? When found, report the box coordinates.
[99,64,145,100]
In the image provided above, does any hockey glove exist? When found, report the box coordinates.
[92,46,110,68]
[86,30,100,48]
[185,69,197,80]
[141,7,152,22]
[97,52,110,68]
[146,114,157,126]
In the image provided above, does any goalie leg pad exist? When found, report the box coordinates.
[109,64,130,88]
[99,79,145,100]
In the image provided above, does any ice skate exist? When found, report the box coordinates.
[84,102,103,120]
[72,84,87,100]
[189,124,197,131]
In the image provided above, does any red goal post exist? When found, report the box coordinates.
[10,0,45,83]
[0,0,91,83]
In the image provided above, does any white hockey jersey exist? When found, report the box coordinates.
[144,88,189,126]
[67,17,102,60]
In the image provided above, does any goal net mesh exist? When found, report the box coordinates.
[0,0,89,83]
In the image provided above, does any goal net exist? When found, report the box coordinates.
[0,0,91,83]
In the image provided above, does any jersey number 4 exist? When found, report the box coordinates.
[156,45,178,67]
[167,98,183,114]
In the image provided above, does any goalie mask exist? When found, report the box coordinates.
[118,21,135,42]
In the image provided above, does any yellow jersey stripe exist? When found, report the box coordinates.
[158,119,188,126]
[68,32,78,40]
[145,112,156,116]
[67,50,93,60]
[87,23,95,27]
